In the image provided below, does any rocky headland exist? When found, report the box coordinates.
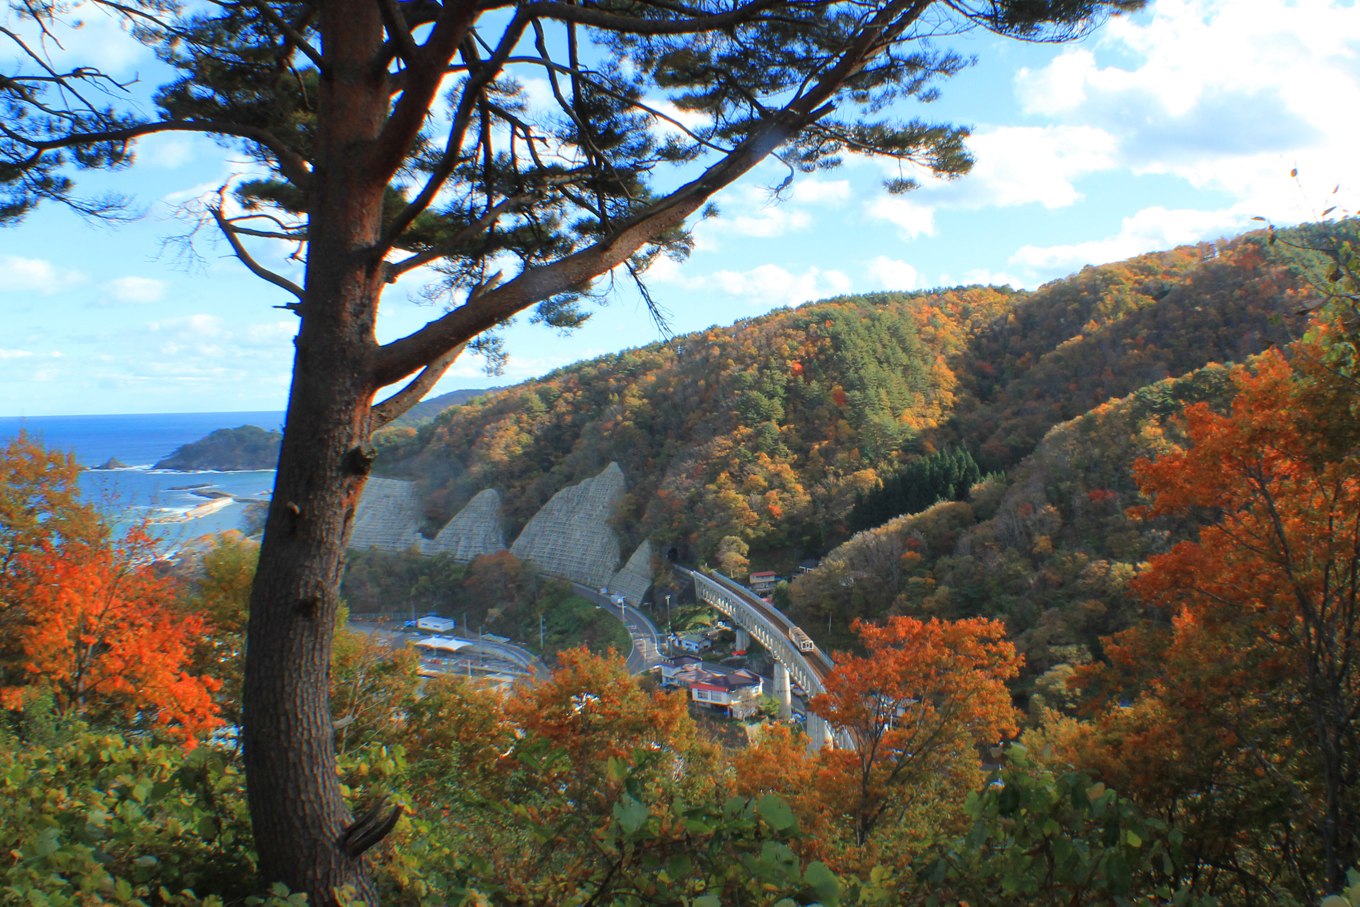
[154,425,282,471]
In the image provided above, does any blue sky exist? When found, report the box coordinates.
[2,0,1358,416]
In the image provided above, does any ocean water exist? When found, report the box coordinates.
[0,411,285,549]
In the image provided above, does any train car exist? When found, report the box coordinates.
[789,627,815,653]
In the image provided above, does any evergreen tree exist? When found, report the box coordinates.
[848,446,982,533]
[5,0,1140,898]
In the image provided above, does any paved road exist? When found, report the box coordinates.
[573,584,667,674]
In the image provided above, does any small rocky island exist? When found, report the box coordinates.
[154,425,282,471]
[91,457,129,470]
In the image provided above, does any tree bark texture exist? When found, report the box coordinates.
[234,0,942,901]
[241,0,391,900]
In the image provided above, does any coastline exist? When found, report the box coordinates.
[1,411,283,545]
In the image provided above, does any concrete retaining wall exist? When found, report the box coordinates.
[510,462,625,589]
[422,488,505,561]
[348,476,424,552]
[608,539,653,606]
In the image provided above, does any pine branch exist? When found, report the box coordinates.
[210,201,307,303]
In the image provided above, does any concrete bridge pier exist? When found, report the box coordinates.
[773,662,792,718]
[735,628,750,653]
[806,714,834,752]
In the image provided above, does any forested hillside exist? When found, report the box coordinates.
[378,222,1347,566]
[788,360,1240,682]
[5,222,1359,907]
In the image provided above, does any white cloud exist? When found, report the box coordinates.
[9,3,152,79]
[644,97,713,136]
[1014,0,1360,216]
[244,321,298,346]
[140,315,296,359]
[104,276,166,304]
[866,256,921,290]
[700,186,816,240]
[150,314,224,338]
[160,180,227,206]
[790,179,852,206]
[717,206,813,238]
[138,138,198,169]
[867,196,936,239]
[0,350,33,359]
[1010,205,1249,278]
[518,77,558,114]
[651,260,852,307]
[863,123,1118,229]
[959,269,1026,290]
[961,126,1119,209]
[1017,49,1098,116]
[694,177,855,245]
[0,255,87,294]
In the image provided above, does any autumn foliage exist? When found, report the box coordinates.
[377,223,1318,572]
[506,647,708,789]
[1,530,221,742]
[0,433,104,688]
[1039,347,1360,898]
[0,436,222,744]
[810,616,1020,849]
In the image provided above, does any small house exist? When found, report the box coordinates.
[675,632,712,654]
[748,571,778,595]
[660,657,765,718]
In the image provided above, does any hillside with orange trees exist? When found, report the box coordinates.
[376,221,1349,567]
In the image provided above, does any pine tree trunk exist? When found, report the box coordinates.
[241,0,391,898]
[241,372,376,903]
[241,274,385,903]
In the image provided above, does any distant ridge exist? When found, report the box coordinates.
[374,220,1355,568]
[390,386,506,427]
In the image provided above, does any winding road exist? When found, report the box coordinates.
[572,583,667,674]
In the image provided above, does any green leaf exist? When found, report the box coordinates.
[757,794,797,832]
[996,783,1021,816]
[804,861,842,906]
[668,854,693,880]
[692,896,721,907]
[614,795,649,836]
[1105,854,1132,896]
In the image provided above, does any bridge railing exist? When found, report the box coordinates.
[681,567,859,751]
[685,569,827,698]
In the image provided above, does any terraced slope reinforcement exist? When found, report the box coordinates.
[510,462,626,589]
[422,488,505,561]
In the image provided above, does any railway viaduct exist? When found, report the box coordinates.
[677,567,838,751]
